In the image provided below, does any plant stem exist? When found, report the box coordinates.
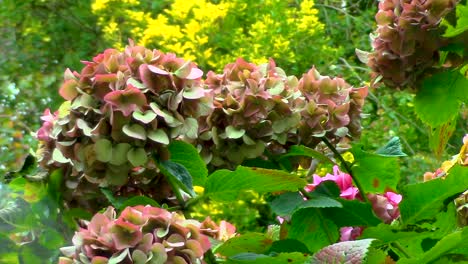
[204,249,218,264]
[321,137,369,203]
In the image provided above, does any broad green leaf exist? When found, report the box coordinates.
[311,239,375,264]
[39,228,65,249]
[280,145,335,165]
[158,160,194,196]
[205,166,306,202]
[95,138,112,162]
[266,239,310,254]
[400,165,468,224]
[376,137,407,157]
[132,110,157,124]
[321,199,381,228]
[429,117,457,158]
[118,196,160,209]
[225,125,246,139]
[296,194,342,211]
[147,129,170,145]
[443,2,468,37]
[123,124,147,140]
[351,147,400,193]
[398,228,468,264]
[215,233,273,257]
[101,188,126,209]
[288,208,339,253]
[110,143,131,166]
[168,140,208,186]
[414,70,468,127]
[24,182,47,203]
[127,147,148,167]
[227,252,311,264]
[269,192,304,216]
[62,208,93,228]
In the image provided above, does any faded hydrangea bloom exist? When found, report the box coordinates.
[59,206,212,264]
[36,42,211,211]
[364,0,456,89]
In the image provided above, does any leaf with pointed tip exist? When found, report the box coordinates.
[52,149,72,164]
[168,140,208,186]
[147,129,169,145]
[127,147,148,167]
[127,78,146,89]
[149,103,182,127]
[227,252,311,264]
[376,137,407,157]
[158,160,194,196]
[442,3,468,37]
[132,110,157,124]
[205,166,306,202]
[215,233,273,257]
[174,61,192,79]
[183,86,206,99]
[123,124,147,140]
[119,196,160,210]
[281,145,335,165]
[95,139,113,162]
[77,119,93,136]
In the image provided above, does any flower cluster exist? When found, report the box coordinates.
[36,43,367,211]
[59,206,212,264]
[306,165,402,241]
[36,43,210,211]
[198,59,368,168]
[365,0,456,89]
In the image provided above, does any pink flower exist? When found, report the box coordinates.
[339,226,363,241]
[368,192,402,223]
[36,109,58,141]
[307,166,359,200]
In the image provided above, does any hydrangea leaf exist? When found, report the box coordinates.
[227,252,311,264]
[176,117,198,139]
[123,124,147,140]
[168,140,208,186]
[205,166,306,202]
[400,165,468,224]
[108,248,130,264]
[443,2,468,37]
[375,136,407,157]
[414,70,468,127]
[158,160,194,196]
[118,196,160,210]
[95,138,113,162]
[132,110,157,124]
[127,147,148,167]
[429,117,457,159]
[269,192,305,217]
[281,145,335,165]
[149,102,182,127]
[225,125,246,139]
[110,143,131,166]
[351,147,400,193]
[215,233,273,257]
[321,199,382,228]
[288,208,339,253]
[311,239,375,264]
[266,239,310,254]
[147,129,169,145]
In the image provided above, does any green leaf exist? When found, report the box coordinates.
[376,137,407,157]
[158,160,194,196]
[39,228,64,249]
[321,199,381,228]
[62,208,92,228]
[52,148,72,164]
[398,228,468,264]
[215,233,273,257]
[227,252,311,264]
[288,208,339,253]
[119,196,160,209]
[168,140,208,186]
[101,188,126,209]
[351,147,400,193]
[127,78,146,89]
[110,143,131,166]
[266,239,310,254]
[311,239,375,264]
[132,110,157,124]
[109,248,130,264]
[147,129,170,145]
[47,169,63,203]
[429,117,457,159]
[269,192,304,216]
[443,2,468,37]
[296,194,342,211]
[280,145,335,165]
[225,125,246,139]
[414,70,468,127]
[95,138,113,162]
[127,147,148,167]
[123,124,147,140]
[400,165,468,224]
[205,166,306,202]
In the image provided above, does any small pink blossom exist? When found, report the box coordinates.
[36,109,58,141]
[339,226,363,241]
